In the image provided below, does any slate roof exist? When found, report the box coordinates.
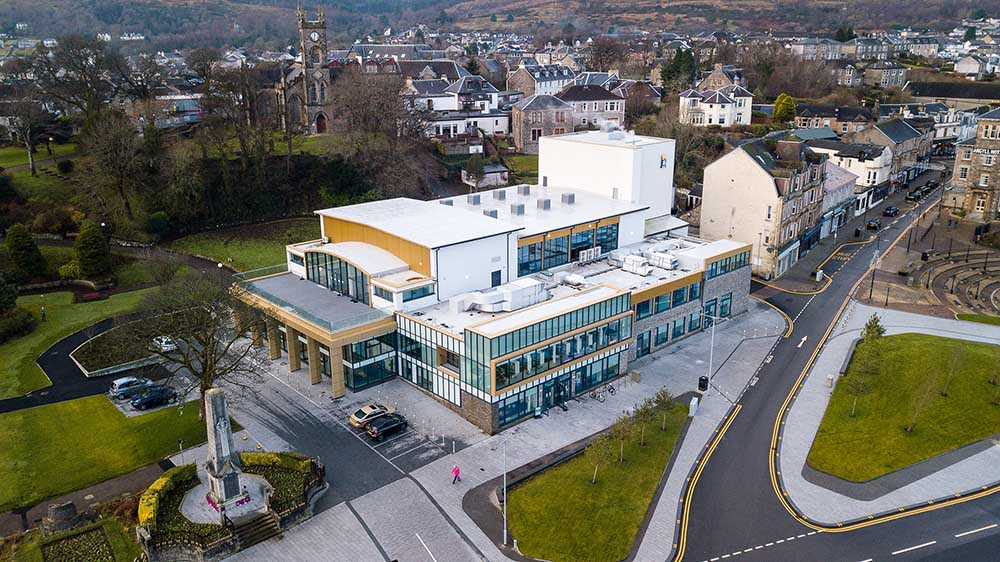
[396,60,467,81]
[409,79,451,96]
[700,90,734,104]
[874,119,921,143]
[556,84,623,102]
[574,71,618,88]
[444,75,500,95]
[978,107,1000,120]
[796,104,873,121]
[524,64,575,82]
[805,139,887,160]
[513,94,572,111]
[718,84,752,98]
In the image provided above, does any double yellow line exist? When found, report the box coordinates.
[674,404,743,561]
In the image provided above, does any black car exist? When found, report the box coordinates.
[905,191,922,202]
[366,413,408,442]
[925,180,939,190]
[130,386,178,410]
[883,206,900,217]
[867,219,882,231]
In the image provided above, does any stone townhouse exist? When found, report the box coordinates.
[828,59,863,87]
[696,63,747,91]
[904,36,940,59]
[849,118,933,184]
[789,37,844,60]
[701,138,828,279]
[678,85,753,127]
[555,85,625,129]
[794,104,874,135]
[844,37,893,61]
[951,107,1000,221]
[511,94,572,154]
[506,63,575,97]
[863,61,908,88]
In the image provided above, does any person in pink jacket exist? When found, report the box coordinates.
[451,464,461,484]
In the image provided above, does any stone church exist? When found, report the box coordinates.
[278,8,334,134]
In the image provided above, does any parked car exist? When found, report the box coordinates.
[867,219,882,231]
[925,180,939,190]
[365,413,408,442]
[905,191,922,202]
[349,403,393,427]
[110,376,154,400]
[883,206,900,217]
[152,336,177,353]
[130,386,178,410]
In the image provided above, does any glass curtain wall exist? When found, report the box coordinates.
[305,252,370,305]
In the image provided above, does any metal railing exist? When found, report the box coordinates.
[234,264,392,334]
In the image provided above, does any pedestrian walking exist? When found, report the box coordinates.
[451,464,461,484]
[40,306,46,321]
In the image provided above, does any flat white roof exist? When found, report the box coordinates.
[540,130,675,149]
[440,185,647,238]
[316,198,521,249]
[472,285,620,336]
[291,240,408,276]
[676,238,747,261]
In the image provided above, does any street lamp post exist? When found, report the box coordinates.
[703,314,724,396]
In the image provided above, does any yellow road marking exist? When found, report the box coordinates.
[751,295,794,338]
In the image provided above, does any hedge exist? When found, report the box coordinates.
[240,452,312,473]
[0,307,37,344]
[241,452,317,514]
[138,464,197,532]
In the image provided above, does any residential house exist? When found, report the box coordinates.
[904,36,940,59]
[819,160,859,238]
[849,118,933,184]
[506,63,575,96]
[804,139,894,215]
[480,58,509,88]
[678,85,753,127]
[789,38,844,61]
[462,162,510,189]
[863,61,908,88]
[612,80,663,106]
[844,37,893,61]
[701,137,828,278]
[794,104,874,136]
[828,59,863,87]
[511,94,572,153]
[955,55,988,80]
[574,71,621,90]
[879,102,981,147]
[696,64,747,91]
[555,85,625,129]
[951,107,1000,220]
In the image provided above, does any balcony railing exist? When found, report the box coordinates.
[234,265,391,334]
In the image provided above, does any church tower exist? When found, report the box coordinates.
[297,7,332,133]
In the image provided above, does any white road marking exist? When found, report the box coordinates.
[754,545,763,550]
[891,541,937,555]
[775,539,784,544]
[797,534,807,538]
[387,441,430,461]
[797,336,808,348]
[859,559,873,562]
[765,355,773,363]
[710,558,720,561]
[371,429,414,448]
[749,376,759,387]
[765,542,774,546]
[955,523,998,538]
[721,555,730,559]
[807,531,817,536]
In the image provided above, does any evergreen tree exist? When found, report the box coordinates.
[965,27,977,41]
[464,58,481,75]
[3,224,45,283]
[490,14,497,22]
[75,221,112,278]
[0,273,16,313]
[773,93,797,123]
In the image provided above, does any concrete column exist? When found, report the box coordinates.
[249,322,264,349]
[307,337,321,385]
[266,319,281,360]
[329,344,345,399]
[287,327,302,372]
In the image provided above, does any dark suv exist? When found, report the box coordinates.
[366,413,408,442]
[130,386,178,410]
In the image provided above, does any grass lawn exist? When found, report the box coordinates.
[9,168,75,205]
[168,218,320,271]
[0,290,153,400]
[0,395,208,512]
[506,154,538,184]
[0,143,78,169]
[508,405,688,562]
[1,518,140,562]
[808,333,1000,482]
[956,313,1000,326]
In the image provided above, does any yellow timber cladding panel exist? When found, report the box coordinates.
[629,270,704,305]
[322,216,432,276]
[516,216,621,248]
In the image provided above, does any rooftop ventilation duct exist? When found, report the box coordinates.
[561,192,576,205]
[493,190,507,200]
[467,193,481,205]
[510,203,525,215]
[537,198,551,210]
[483,208,498,218]
[517,185,532,195]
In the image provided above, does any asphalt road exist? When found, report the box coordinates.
[680,183,1000,562]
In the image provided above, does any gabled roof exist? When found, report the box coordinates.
[556,84,623,102]
[574,71,618,88]
[906,81,1000,101]
[718,84,752,98]
[679,89,702,98]
[408,79,451,96]
[444,75,500,95]
[700,90,734,104]
[796,104,872,121]
[874,119,921,143]
[980,107,1000,120]
[513,94,571,111]
[396,60,467,81]
[805,139,887,160]
[523,64,575,82]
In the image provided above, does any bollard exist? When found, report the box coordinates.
[826,374,834,388]
[453,441,456,454]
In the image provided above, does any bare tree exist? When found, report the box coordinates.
[134,270,267,419]
[633,398,656,447]
[588,37,625,72]
[610,415,632,464]
[990,346,1000,386]
[843,370,868,418]
[652,387,674,431]
[906,378,937,433]
[29,35,130,123]
[81,110,145,220]
[939,345,964,397]
[6,99,50,177]
[585,433,616,485]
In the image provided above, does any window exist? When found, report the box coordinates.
[373,286,393,302]
[766,205,772,221]
[570,228,595,261]
[960,166,969,180]
[672,318,686,339]
[544,235,569,268]
[841,123,848,133]
[688,311,702,332]
[655,325,669,346]
[963,148,972,160]
[981,173,991,187]
[402,285,435,302]
[986,155,995,167]
[718,115,726,125]
[288,253,304,266]
[720,293,733,318]
[635,299,652,320]
[491,270,502,287]
[531,128,542,141]
[596,223,619,253]
[654,294,670,314]
[636,331,652,358]
[517,242,543,276]
[672,287,687,307]
[689,281,701,300]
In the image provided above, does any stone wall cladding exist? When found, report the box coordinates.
[704,267,752,319]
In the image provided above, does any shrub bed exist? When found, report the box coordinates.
[241,452,318,514]
[138,464,197,532]
[41,525,114,562]
[140,464,230,547]
[72,315,171,372]
[0,306,36,344]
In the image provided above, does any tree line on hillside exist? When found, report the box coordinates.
[0,36,434,242]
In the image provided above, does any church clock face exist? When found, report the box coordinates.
[310,31,320,41]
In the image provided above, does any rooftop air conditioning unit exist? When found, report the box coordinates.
[493,189,507,200]
[483,208,498,218]
[439,199,454,206]
[561,192,576,205]
[537,198,551,210]
[510,203,525,215]
[564,273,587,286]
[467,193,481,205]
[517,185,532,196]
[649,252,678,270]
[622,255,652,276]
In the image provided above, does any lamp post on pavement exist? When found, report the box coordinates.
[704,314,724,396]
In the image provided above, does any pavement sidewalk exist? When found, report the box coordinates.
[779,302,1000,525]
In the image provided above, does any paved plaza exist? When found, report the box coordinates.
[780,301,1000,525]
[220,300,784,562]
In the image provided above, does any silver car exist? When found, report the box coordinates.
[110,376,154,400]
